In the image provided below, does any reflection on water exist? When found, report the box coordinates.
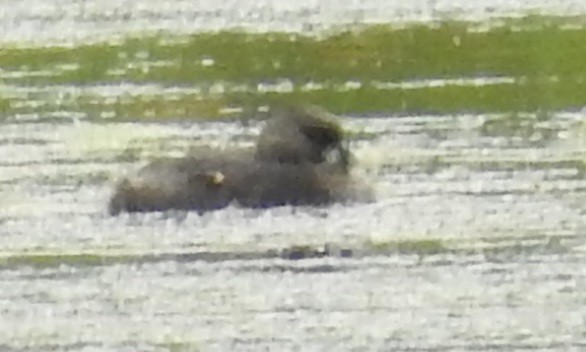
[2,1,586,350]
[1,110,586,350]
[2,0,586,44]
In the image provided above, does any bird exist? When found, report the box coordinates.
[108,104,356,215]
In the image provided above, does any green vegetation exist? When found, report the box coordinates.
[161,342,201,352]
[0,233,566,269]
[0,252,126,268]
[1,16,586,119]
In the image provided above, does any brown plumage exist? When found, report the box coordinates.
[108,105,355,215]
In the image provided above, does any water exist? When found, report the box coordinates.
[2,111,586,350]
[2,0,586,45]
[2,1,586,351]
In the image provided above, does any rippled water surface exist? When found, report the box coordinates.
[2,111,586,350]
[3,0,586,44]
[2,1,586,351]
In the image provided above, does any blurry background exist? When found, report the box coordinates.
[1,1,585,351]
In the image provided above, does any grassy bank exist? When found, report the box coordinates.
[1,16,586,119]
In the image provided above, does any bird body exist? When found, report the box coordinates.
[108,105,364,215]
